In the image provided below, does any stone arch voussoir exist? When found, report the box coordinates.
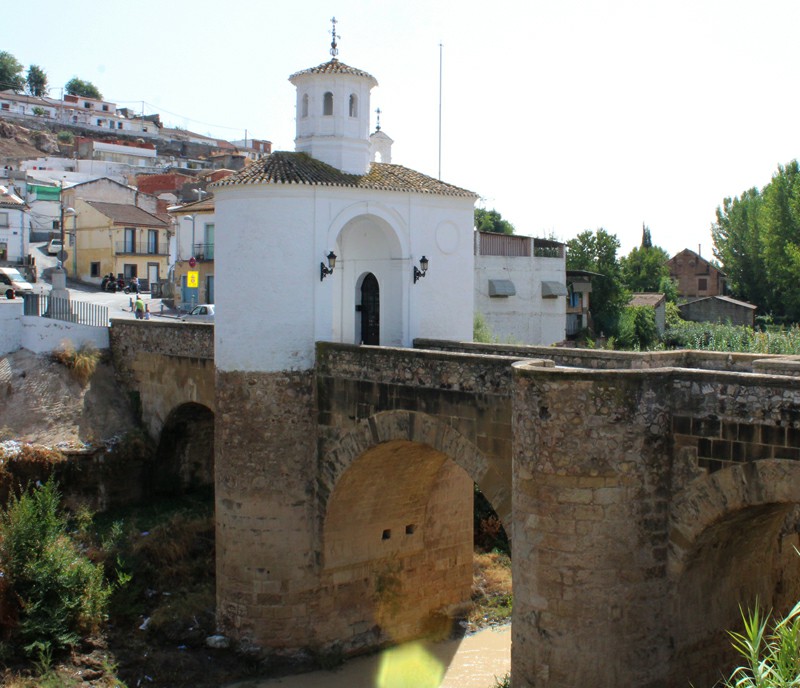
[319,410,509,525]
[669,459,800,578]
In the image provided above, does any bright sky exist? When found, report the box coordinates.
[5,0,799,257]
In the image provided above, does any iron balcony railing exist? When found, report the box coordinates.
[115,241,168,256]
[191,243,215,261]
[23,293,109,328]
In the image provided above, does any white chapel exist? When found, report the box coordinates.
[212,27,477,373]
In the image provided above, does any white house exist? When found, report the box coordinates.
[212,51,477,372]
[0,185,29,263]
[474,231,567,345]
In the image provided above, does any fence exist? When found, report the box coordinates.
[23,294,109,328]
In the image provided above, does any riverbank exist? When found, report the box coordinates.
[227,625,511,688]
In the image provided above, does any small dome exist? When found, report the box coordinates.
[289,59,378,86]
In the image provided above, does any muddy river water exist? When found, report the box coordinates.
[226,624,511,688]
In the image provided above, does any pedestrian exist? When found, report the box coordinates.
[134,295,145,319]
[131,276,140,294]
[144,304,151,320]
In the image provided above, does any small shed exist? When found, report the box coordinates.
[678,295,756,327]
[628,293,667,334]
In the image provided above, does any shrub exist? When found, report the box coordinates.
[56,131,73,144]
[474,312,496,343]
[721,600,800,687]
[0,479,112,657]
[51,342,101,385]
[617,305,659,350]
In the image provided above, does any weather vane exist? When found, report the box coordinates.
[330,17,339,59]
[375,107,382,130]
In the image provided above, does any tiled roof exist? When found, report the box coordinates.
[169,196,215,214]
[289,59,377,84]
[211,152,477,198]
[629,292,666,307]
[0,185,26,209]
[85,201,167,227]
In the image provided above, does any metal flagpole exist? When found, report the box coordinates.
[438,42,443,180]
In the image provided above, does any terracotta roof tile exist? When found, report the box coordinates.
[85,201,167,227]
[289,59,377,84]
[211,152,477,198]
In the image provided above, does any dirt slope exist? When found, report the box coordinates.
[0,348,138,446]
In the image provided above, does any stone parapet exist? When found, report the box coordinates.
[415,338,795,374]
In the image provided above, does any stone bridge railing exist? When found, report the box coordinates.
[416,338,800,374]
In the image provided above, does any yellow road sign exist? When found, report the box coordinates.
[187,271,199,288]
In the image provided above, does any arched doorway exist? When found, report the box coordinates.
[360,272,380,345]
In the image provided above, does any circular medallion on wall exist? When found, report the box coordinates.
[435,221,459,254]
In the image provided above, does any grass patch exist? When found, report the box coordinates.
[469,551,512,628]
[51,343,102,385]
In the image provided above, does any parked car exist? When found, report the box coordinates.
[181,304,215,322]
[47,238,63,255]
[0,267,34,299]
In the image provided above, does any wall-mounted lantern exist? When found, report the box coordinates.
[413,255,429,284]
[320,250,337,281]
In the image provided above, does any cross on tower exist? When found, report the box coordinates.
[375,107,382,131]
[330,17,339,59]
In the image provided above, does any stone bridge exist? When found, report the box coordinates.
[109,320,800,687]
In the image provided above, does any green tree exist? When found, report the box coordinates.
[711,188,766,309]
[641,223,653,248]
[620,244,671,293]
[475,208,514,235]
[0,50,24,91]
[25,64,48,97]
[566,228,629,335]
[65,77,103,100]
[760,161,800,321]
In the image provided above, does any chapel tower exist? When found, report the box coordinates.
[289,17,378,174]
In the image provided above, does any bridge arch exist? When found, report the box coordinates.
[668,460,800,687]
[315,410,509,651]
[153,401,215,495]
[319,410,509,526]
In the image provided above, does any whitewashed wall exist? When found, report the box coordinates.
[0,300,23,354]
[474,253,566,346]
[21,317,109,354]
[214,184,475,373]
[0,300,109,355]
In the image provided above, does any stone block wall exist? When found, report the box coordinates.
[316,342,522,523]
[671,372,800,473]
[215,369,320,651]
[511,364,674,687]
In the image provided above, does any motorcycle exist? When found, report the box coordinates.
[101,275,119,292]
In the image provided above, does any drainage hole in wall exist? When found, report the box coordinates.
[405,524,416,535]
[382,529,391,540]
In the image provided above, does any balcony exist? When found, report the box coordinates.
[115,241,168,256]
[192,243,215,261]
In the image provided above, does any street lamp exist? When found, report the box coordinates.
[182,215,196,259]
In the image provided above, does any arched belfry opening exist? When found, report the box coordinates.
[359,273,379,345]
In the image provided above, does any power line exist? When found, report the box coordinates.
[111,99,246,132]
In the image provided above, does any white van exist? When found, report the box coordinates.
[0,267,34,299]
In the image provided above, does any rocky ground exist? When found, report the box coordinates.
[0,120,61,160]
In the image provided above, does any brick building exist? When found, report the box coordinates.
[668,248,726,299]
